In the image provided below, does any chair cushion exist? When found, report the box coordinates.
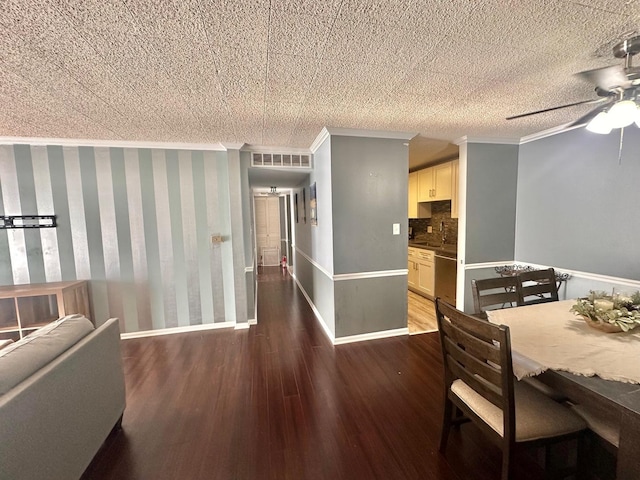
[451,378,586,442]
[571,404,620,448]
[0,314,94,395]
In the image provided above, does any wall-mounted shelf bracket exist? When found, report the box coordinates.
[0,215,57,229]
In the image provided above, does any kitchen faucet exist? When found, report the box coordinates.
[440,221,446,244]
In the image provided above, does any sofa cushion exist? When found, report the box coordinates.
[0,314,94,395]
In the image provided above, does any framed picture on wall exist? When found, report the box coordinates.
[310,182,317,226]
[302,188,307,223]
[294,193,299,223]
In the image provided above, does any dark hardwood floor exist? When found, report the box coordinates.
[82,267,551,480]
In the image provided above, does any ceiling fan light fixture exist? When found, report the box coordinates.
[607,100,638,128]
[586,111,613,134]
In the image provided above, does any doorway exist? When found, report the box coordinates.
[254,196,281,266]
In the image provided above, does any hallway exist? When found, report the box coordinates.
[82,267,546,480]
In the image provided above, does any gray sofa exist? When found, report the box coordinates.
[0,315,126,480]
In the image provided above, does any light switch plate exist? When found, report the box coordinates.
[392,223,400,235]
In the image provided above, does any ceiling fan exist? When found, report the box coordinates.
[507,35,640,134]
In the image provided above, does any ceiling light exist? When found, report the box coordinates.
[607,100,639,128]
[586,112,613,134]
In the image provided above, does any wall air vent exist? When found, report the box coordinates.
[252,152,312,168]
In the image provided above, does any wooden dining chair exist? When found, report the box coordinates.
[516,268,559,306]
[471,276,519,319]
[435,298,586,480]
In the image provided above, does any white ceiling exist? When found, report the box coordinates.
[1,0,639,152]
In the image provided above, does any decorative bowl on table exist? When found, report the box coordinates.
[571,291,640,333]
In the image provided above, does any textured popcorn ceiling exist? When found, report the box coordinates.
[1,0,639,149]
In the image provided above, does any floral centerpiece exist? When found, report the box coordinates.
[571,291,640,332]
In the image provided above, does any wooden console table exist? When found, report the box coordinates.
[0,280,91,341]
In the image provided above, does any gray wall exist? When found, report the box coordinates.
[310,137,334,272]
[293,136,335,336]
[292,132,409,339]
[516,127,640,281]
[334,276,407,336]
[331,135,408,274]
[0,143,248,332]
[239,151,255,321]
[464,143,519,264]
[293,249,336,335]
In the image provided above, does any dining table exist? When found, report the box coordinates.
[487,300,640,480]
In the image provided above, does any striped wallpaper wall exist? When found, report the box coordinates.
[0,144,240,333]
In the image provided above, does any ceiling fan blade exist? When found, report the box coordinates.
[567,100,615,127]
[506,98,605,120]
[575,65,630,90]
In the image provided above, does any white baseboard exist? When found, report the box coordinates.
[409,328,437,335]
[333,327,409,345]
[121,321,235,339]
[247,319,257,325]
[234,323,250,330]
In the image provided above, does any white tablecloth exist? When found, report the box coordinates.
[487,300,640,384]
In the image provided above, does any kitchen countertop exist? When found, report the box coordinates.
[408,241,457,259]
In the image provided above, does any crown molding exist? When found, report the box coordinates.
[310,127,331,153]
[325,127,416,141]
[0,136,227,151]
[519,122,584,144]
[310,127,416,153]
[454,135,520,146]
[244,145,312,154]
[221,142,245,150]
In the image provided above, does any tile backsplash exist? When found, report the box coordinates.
[409,201,458,246]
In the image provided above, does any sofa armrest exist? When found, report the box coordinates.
[0,318,126,480]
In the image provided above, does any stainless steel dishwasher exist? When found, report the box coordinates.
[434,253,457,305]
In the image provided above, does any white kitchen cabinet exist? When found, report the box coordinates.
[432,162,452,201]
[417,168,433,202]
[451,158,459,219]
[409,172,431,218]
[408,172,418,218]
[416,250,435,297]
[416,162,453,202]
[407,247,419,288]
[408,248,435,298]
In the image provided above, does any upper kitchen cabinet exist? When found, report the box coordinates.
[417,168,432,202]
[451,159,459,219]
[408,171,418,218]
[417,162,452,202]
[409,171,432,218]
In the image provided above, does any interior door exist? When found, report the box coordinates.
[255,196,281,265]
